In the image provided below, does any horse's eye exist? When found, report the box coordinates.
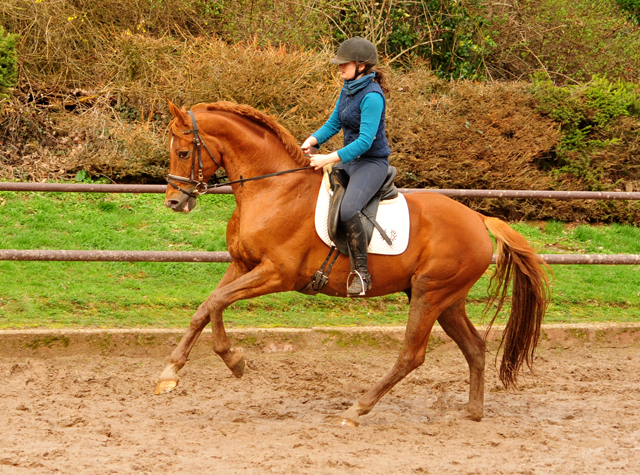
[177,150,190,159]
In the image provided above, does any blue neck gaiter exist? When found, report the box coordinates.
[343,72,376,96]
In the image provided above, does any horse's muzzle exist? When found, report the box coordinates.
[165,195,198,213]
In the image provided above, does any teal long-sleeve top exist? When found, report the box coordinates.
[311,92,385,163]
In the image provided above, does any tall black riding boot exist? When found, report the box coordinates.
[343,212,372,297]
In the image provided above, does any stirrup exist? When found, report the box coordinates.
[347,270,371,297]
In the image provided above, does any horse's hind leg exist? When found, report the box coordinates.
[155,263,243,395]
[437,298,486,421]
[338,276,443,426]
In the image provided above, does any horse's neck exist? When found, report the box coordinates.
[213,113,303,181]
[208,113,319,218]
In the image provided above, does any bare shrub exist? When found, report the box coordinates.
[483,0,640,83]
[387,73,568,220]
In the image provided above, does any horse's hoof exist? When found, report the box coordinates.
[457,407,483,421]
[154,379,179,395]
[324,414,360,427]
[339,418,359,427]
[224,349,245,378]
[466,411,483,422]
[465,404,483,421]
[230,356,245,379]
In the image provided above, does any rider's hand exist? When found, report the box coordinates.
[301,136,318,154]
[309,152,341,170]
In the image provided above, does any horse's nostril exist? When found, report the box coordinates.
[166,200,180,208]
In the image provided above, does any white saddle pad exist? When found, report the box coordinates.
[314,170,410,255]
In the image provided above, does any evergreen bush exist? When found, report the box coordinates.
[617,0,640,25]
[532,75,640,189]
[0,26,18,100]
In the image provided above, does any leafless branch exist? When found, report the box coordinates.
[387,39,442,65]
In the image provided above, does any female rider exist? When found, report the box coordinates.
[301,36,391,297]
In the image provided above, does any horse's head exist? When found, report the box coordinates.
[165,101,222,213]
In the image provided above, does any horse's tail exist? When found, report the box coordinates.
[482,216,551,389]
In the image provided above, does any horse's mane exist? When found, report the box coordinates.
[180,102,309,167]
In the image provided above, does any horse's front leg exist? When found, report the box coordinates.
[155,262,244,394]
[155,260,287,394]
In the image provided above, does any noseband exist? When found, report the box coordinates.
[166,111,224,198]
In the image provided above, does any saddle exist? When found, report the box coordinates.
[328,166,399,256]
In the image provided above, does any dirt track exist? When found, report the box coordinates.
[1,335,640,474]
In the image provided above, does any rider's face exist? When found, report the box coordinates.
[338,61,364,80]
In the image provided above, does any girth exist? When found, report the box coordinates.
[328,166,398,256]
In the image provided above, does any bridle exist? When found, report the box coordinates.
[166,110,314,198]
[167,111,223,198]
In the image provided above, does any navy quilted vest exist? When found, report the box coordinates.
[338,80,391,159]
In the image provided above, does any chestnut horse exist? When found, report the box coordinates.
[157,100,549,425]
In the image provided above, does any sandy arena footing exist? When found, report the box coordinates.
[1,324,639,474]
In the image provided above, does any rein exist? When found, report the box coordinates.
[166,110,313,198]
[207,166,314,189]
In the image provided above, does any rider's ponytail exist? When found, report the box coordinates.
[371,66,390,96]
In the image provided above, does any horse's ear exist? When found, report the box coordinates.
[167,100,190,127]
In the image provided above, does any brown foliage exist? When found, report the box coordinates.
[1,1,640,221]
[387,75,568,220]
[0,0,327,87]
[0,33,341,181]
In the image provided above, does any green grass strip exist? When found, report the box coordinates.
[1,191,640,328]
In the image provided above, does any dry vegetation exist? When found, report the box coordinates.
[483,0,640,83]
[1,0,640,222]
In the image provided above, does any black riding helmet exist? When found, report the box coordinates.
[329,37,378,65]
